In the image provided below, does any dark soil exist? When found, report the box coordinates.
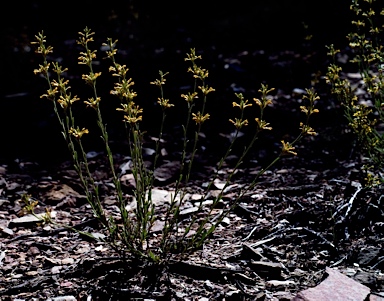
[1,2,384,300]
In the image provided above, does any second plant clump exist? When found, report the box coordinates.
[326,0,384,186]
[31,27,319,262]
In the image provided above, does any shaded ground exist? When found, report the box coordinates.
[1,139,384,300]
[1,1,384,300]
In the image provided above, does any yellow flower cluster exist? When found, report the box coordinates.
[117,103,143,125]
[69,127,89,139]
[281,140,297,156]
[181,92,198,103]
[190,111,209,124]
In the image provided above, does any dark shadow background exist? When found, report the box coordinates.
[0,0,353,165]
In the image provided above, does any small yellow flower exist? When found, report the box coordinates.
[300,106,309,115]
[69,127,89,139]
[300,122,317,136]
[82,72,102,85]
[110,78,136,100]
[184,49,202,62]
[181,92,198,103]
[103,38,119,58]
[312,108,320,114]
[301,88,320,116]
[254,97,273,109]
[150,79,164,87]
[123,115,142,124]
[281,140,297,156]
[255,118,272,130]
[117,102,143,115]
[157,98,174,108]
[352,20,366,27]
[258,84,275,95]
[34,63,50,75]
[192,112,210,124]
[188,66,209,80]
[78,49,97,65]
[117,102,143,125]
[326,45,340,57]
[84,97,101,109]
[77,27,95,46]
[198,85,215,95]
[150,71,169,87]
[40,87,58,100]
[232,94,252,110]
[40,207,53,225]
[109,64,129,77]
[365,172,380,187]
[19,194,38,216]
[51,63,68,75]
[106,48,118,58]
[57,95,79,110]
[229,118,248,129]
[31,32,53,56]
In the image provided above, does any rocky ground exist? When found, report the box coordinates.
[1,2,384,300]
[1,135,384,300]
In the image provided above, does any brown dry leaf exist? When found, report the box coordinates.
[44,184,83,201]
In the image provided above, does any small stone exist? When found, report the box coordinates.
[61,257,74,265]
[175,292,185,298]
[179,206,199,216]
[226,290,241,297]
[266,279,295,287]
[204,279,214,290]
[9,214,46,227]
[221,216,230,226]
[370,294,384,301]
[6,182,21,191]
[293,267,370,301]
[51,266,62,274]
[91,232,106,240]
[151,220,165,232]
[357,247,380,266]
[47,296,77,301]
[354,270,376,286]
[28,246,40,255]
[1,226,14,236]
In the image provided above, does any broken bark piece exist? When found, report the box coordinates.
[248,260,283,279]
[241,243,264,261]
[293,267,370,301]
